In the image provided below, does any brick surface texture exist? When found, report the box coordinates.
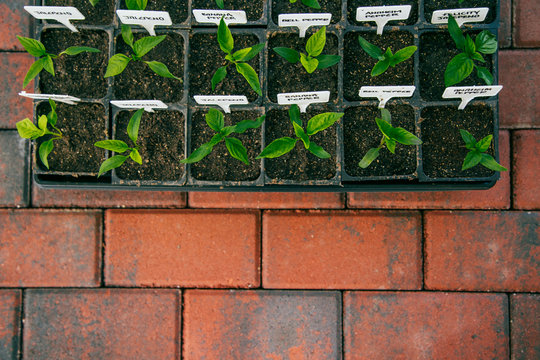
[511,294,540,360]
[0,53,34,129]
[0,290,21,360]
[513,130,540,209]
[0,132,29,207]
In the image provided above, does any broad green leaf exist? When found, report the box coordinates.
[235,63,262,96]
[130,149,142,164]
[476,135,493,152]
[104,54,131,77]
[134,35,166,57]
[464,35,476,56]
[180,143,213,164]
[390,46,416,67]
[316,54,341,69]
[125,0,147,10]
[43,55,55,76]
[475,30,497,54]
[471,52,485,62]
[216,0,224,9]
[122,24,134,48]
[293,121,310,149]
[462,150,482,170]
[208,133,224,147]
[233,115,265,134]
[211,66,228,91]
[256,137,297,159]
[60,46,100,56]
[23,57,46,88]
[221,126,236,137]
[359,147,380,168]
[386,138,397,154]
[17,36,46,57]
[302,0,321,10]
[444,53,474,87]
[391,127,422,145]
[218,18,234,54]
[206,108,224,132]
[289,104,301,126]
[300,53,319,73]
[476,66,493,85]
[233,43,264,62]
[127,108,144,143]
[371,58,391,77]
[375,117,394,139]
[448,15,465,50]
[381,108,391,123]
[94,140,130,153]
[480,153,507,172]
[16,118,43,139]
[357,36,383,60]
[306,112,343,136]
[39,139,54,169]
[98,155,128,177]
[273,47,300,63]
[145,61,180,80]
[306,26,326,57]
[38,114,48,131]
[89,0,100,6]
[459,129,476,147]
[307,142,330,158]
[225,137,249,165]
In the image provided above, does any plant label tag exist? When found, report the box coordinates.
[278,13,332,38]
[359,86,416,108]
[24,6,85,32]
[277,91,330,113]
[443,85,503,110]
[194,95,248,113]
[431,8,489,26]
[19,91,81,105]
[116,10,172,36]
[110,100,168,113]
[192,10,247,25]
[356,5,412,35]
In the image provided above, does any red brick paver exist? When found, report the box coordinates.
[189,192,345,209]
[183,290,341,359]
[344,292,509,360]
[499,0,512,48]
[511,294,540,360]
[0,131,29,208]
[513,0,540,47]
[0,1,32,51]
[0,290,21,360]
[513,130,540,210]
[0,53,34,129]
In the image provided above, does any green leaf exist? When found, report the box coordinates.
[180,143,213,164]
[389,46,416,67]
[306,112,343,136]
[104,54,131,78]
[48,99,57,127]
[289,104,301,126]
[235,63,262,96]
[233,115,265,134]
[94,140,130,153]
[206,108,224,132]
[462,150,482,170]
[145,61,180,80]
[372,58,391,77]
[17,36,46,57]
[375,117,394,139]
[444,53,474,87]
[89,0,100,6]
[316,54,341,69]
[357,36,383,60]
[127,108,144,143]
[39,139,54,169]
[307,142,330,158]
[130,149,142,164]
[464,35,476,56]
[16,118,43,139]
[459,129,477,147]
[221,126,235,137]
[256,137,297,159]
[306,26,326,57]
[302,0,321,9]
[386,138,396,154]
[211,66,228,91]
[476,66,493,85]
[125,0,147,10]
[480,153,507,172]
[134,35,166,57]
[43,55,55,76]
[225,137,249,165]
[121,24,134,49]
[98,155,128,177]
[476,135,493,152]
[381,108,391,123]
[293,122,310,149]
[23,57,46,88]
[233,43,264,62]
[391,127,422,145]
[273,47,300,64]
[60,46,100,56]
[475,30,497,54]
[208,133,224,147]
[215,0,224,9]
[471,52,485,62]
[448,15,465,50]
[218,18,234,54]
[300,53,319,73]
[38,114,48,131]
[359,148,380,168]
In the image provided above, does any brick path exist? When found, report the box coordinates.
[1,1,539,359]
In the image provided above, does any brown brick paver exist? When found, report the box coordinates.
[513,130,540,210]
[513,0,540,47]
[0,290,21,360]
[0,1,31,51]
[511,293,540,360]
[0,131,29,208]
[0,53,34,129]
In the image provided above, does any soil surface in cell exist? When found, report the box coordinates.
[272,0,342,25]
[120,0,189,24]
[424,0,497,24]
[421,104,496,178]
[115,110,185,181]
[192,0,264,21]
[45,0,115,25]
[190,110,263,181]
[347,0,418,26]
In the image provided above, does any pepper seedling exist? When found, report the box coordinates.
[17,36,100,88]
[257,104,343,160]
[273,26,341,74]
[290,0,321,9]
[181,108,265,165]
[94,108,144,177]
[357,36,417,77]
[445,14,497,87]
[459,129,507,172]
[216,0,224,9]
[125,0,147,10]
[16,99,62,169]
[359,108,421,168]
[89,0,100,5]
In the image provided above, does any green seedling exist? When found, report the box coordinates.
[16,99,61,169]
[257,104,343,160]
[211,18,265,96]
[459,129,507,172]
[216,0,224,9]
[273,26,341,74]
[125,0,147,10]
[181,108,265,165]
[359,108,421,168]
[290,0,321,9]
[104,25,180,80]
[357,36,417,77]
[94,108,144,177]
[17,36,100,88]
[89,0,100,5]
[445,14,497,87]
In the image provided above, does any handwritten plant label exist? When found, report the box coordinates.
[443,85,502,110]
[19,91,81,105]
[192,9,247,25]
[277,91,330,112]
[431,8,489,26]
[356,5,412,35]
[278,13,332,38]
[116,10,172,36]
[110,100,168,113]
[24,6,85,32]
[194,95,248,113]
[359,86,416,108]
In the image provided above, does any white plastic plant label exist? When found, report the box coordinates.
[24,6,85,32]
[431,8,489,26]
[192,9,247,25]
[194,95,249,113]
[116,10,172,36]
[359,86,416,108]
[278,13,332,38]
[356,5,412,35]
[443,85,503,110]
[277,91,330,113]
[110,100,168,113]
[19,91,81,105]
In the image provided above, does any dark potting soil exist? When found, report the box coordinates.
[267,31,339,103]
[421,104,496,178]
[45,0,115,25]
[192,0,264,21]
[113,31,184,103]
[39,29,109,99]
[344,105,417,177]
[419,31,494,101]
[265,107,338,181]
[424,0,497,24]
[189,32,262,102]
[36,102,107,173]
[271,0,342,25]
[120,0,189,24]
[347,0,419,26]
[343,31,415,102]
[190,110,262,181]
[114,110,185,181]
